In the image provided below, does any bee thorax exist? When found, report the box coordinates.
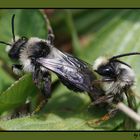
[20,48,34,72]
[22,58,34,72]
[118,63,135,86]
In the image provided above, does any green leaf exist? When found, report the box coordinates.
[0,74,37,114]
[0,84,123,130]
[64,10,81,54]
[0,67,14,93]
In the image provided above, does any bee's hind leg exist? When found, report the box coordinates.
[87,108,118,127]
[95,108,118,124]
[32,67,52,115]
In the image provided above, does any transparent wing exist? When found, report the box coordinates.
[37,50,96,93]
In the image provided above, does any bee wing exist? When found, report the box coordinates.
[38,57,84,83]
[37,52,96,93]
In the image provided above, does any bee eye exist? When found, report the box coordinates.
[102,68,113,76]
[96,65,115,78]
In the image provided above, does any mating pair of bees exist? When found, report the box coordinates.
[0,14,139,120]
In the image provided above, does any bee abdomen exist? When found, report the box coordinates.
[58,76,84,92]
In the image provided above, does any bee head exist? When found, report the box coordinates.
[93,56,116,78]
[7,36,28,60]
[93,52,140,79]
[0,14,28,60]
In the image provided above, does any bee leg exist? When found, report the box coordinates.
[124,88,137,111]
[90,78,114,101]
[92,78,114,85]
[47,29,55,45]
[95,94,121,124]
[32,67,51,114]
[33,67,51,99]
[12,64,23,75]
[95,108,118,124]
[91,94,114,106]
[87,108,118,126]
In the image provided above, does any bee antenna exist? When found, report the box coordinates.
[110,52,140,60]
[0,41,11,46]
[11,14,16,42]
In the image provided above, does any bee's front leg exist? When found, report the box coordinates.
[12,64,23,75]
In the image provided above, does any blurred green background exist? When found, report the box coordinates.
[0,9,139,130]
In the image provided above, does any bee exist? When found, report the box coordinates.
[92,53,140,120]
[0,14,104,107]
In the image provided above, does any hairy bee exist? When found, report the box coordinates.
[0,14,104,105]
[92,53,140,119]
